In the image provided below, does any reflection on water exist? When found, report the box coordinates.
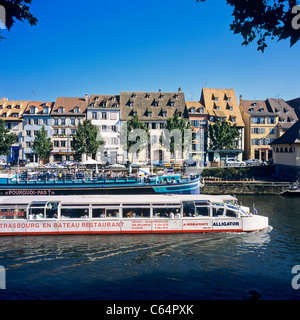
[0,195,299,300]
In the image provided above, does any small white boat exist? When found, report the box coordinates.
[0,194,268,236]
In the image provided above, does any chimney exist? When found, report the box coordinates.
[178,87,182,92]
[85,93,88,102]
[158,89,161,93]
[239,94,242,102]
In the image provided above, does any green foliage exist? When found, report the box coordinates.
[208,120,240,152]
[0,119,16,156]
[163,110,191,154]
[124,115,150,153]
[0,0,38,40]
[196,0,300,52]
[72,120,104,157]
[32,125,53,161]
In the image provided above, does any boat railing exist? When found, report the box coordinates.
[5,172,200,185]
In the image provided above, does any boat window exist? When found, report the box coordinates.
[196,206,210,217]
[0,207,26,220]
[123,208,150,218]
[106,209,119,218]
[46,202,59,219]
[61,208,89,219]
[226,210,237,218]
[212,207,224,217]
[92,208,106,218]
[182,201,195,217]
[153,207,181,218]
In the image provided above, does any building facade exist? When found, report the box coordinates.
[23,101,54,162]
[186,100,208,163]
[87,94,121,164]
[120,89,188,163]
[0,99,29,162]
[50,96,88,162]
[200,88,245,162]
[240,98,278,161]
[270,120,300,181]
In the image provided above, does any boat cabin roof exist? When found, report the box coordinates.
[0,194,236,206]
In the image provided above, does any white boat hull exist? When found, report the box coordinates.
[0,216,268,236]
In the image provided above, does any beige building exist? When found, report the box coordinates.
[50,96,89,162]
[200,88,245,162]
[270,120,300,181]
[120,89,188,163]
[0,99,29,161]
[240,98,278,161]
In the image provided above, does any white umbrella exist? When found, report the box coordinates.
[109,164,126,168]
[82,159,102,165]
[82,159,102,174]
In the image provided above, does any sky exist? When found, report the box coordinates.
[0,0,299,103]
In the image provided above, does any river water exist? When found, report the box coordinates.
[0,194,299,300]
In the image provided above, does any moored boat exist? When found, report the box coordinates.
[0,194,268,236]
[0,173,202,196]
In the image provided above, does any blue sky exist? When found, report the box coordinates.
[0,0,299,102]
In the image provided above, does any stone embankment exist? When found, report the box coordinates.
[202,180,291,195]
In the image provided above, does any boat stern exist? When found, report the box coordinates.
[242,215,269,232]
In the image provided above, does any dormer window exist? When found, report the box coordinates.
[190,107,195,113]
[154,101,159,107]
[283,108,288,113]
[43,107,49,114]
[148,112,152,118]
[132,93,136,99]
[258,108,264,112]
[174,94,179,99]
[15,105,20,109]
[249,108,254,112]
[252,102,257,107]
[130,101,134,107]
[58,107,64,113]
[111,96,115,101]
[160,94,164,99]
[74,107,79,113]
[145,93,150,99]
[171,102,175,107]
[162,112,167,117]
[199,107,204,114]
[95,97,99,101]
[7,105,11,109]
[30,107,36,114]
[231,116,236,123]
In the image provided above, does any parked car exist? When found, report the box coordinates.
[245,159,266,166]
[183,159,197,167]
[224,158,246,167]
[152,161,165,167]
[9,159,27,166]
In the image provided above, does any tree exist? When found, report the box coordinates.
[208,120,240,159]
[32,125,53,163]
[197,0,300,52]
[72,120,104,159]
[0,0,38,40]
[0,118,16,156]
[122,115,150,162]
[162,110,191,160]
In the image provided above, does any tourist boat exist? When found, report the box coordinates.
[0,173,202,196]
[0,194,268,235]
[279,182,300,197]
